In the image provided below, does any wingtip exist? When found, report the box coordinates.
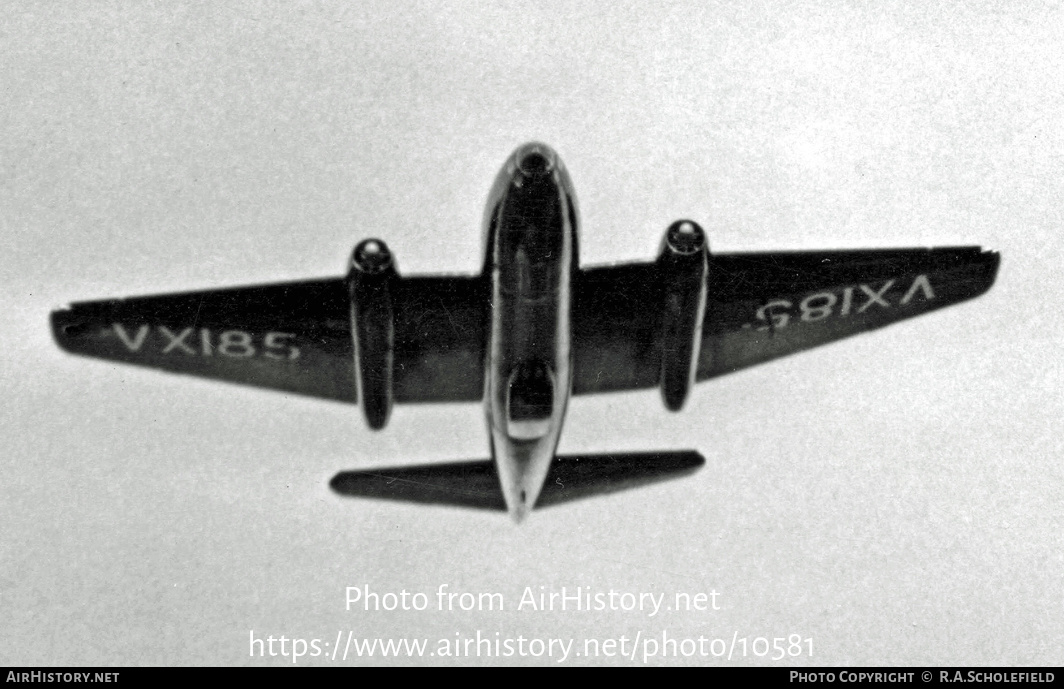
[49,305,84,352]
[974,247,1001,297]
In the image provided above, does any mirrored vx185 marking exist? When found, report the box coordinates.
[745,274,935,331]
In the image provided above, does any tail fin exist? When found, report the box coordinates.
[329,450,704,512]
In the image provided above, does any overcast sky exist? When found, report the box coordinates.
[3,1,1062,666]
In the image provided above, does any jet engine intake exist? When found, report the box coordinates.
[348,239,397,430]
[657,220,709,411]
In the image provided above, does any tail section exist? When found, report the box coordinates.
[330,460,506,511]
[329,450,704,514]
[538,450,704,508]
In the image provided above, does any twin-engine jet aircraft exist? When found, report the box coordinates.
[52,143,999,522]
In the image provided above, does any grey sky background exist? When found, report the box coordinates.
[2,2,1062,666]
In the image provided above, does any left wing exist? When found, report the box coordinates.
[52,278,356,401]
[51,275,486,403]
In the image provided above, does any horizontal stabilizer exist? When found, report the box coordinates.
[330,460,506,510]
[538,450,704,508]
[329,450,704,511]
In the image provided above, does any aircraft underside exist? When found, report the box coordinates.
[51,142,1000,522]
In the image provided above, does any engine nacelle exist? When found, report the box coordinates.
[657,220,709,411]
[347,239,397,430]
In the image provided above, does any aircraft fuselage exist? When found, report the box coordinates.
[482,143,579,521]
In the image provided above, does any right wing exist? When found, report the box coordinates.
[51,275,487,403]
[572,246,999,395]
[698,247,999,379]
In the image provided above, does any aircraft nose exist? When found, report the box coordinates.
[664,220,706,255]
[514,142,556,179]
